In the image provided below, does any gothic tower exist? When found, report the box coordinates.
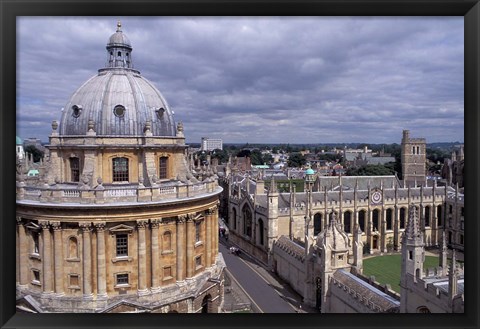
[400,204,425,312]
[401,130,426,187]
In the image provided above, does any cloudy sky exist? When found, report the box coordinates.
[17,16,464,144]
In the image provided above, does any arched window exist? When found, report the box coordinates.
[112,157,129,182]
[386,208,393,230]
[258,219,264,245]
[372,209,380,231]
[201,294,212,313]
[242,205,252,238]
[343,211,351,233]
[400,208,406,229]
[359,210,366,232]
[417,306,431,313]
[163,231,172,251]
[68,236,78,259]
[437,205,442,227]
[424,206,431,227]
[313,213,322,235]
[70,157,80,182]
[159,156,168,179]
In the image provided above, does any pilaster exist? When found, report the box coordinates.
[176,215,186,282]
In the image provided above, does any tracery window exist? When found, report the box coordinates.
[372,209,380,231]
[359,210,366,232]
[112,157,129,182]
[400,208,406,229]
[425,206,431,227]
[386,209,393,230]
[343,211,351,233]
[242,205,252,238]
[314,213,322,235]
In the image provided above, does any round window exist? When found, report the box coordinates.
[114,105,126,118]
[72,105,82,118]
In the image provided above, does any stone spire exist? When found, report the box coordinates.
[440,230,448,275]
[406,204,421,239]
[448,249,458,298]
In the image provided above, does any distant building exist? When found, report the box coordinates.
[441,145,464,188]
[16,136,25,160]
[201,137,223,151]
[401,130,426,187]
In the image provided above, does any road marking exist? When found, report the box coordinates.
[225,268,264,313]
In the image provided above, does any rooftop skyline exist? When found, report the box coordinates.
[17,16,464,144]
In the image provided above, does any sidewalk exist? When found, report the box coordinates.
[220,237,318,313]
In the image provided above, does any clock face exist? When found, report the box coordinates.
[371,191,382,204]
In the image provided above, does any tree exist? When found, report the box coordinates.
[24,145,44,163]
[346,164,395,176]
[211,149,229,164]
[287,153,306,168]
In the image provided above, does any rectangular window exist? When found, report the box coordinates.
[195,255,202,268]
[32,232,39,254]
[408,251,413,260]
[116,234,128,257]
[69,274,79,287]
[113,157,129,182]
[195,221,201,242]
[163,266,172,279]
[116,273,129,285]
[70,158,80,182]
[32,269,40,282]
[461,207,464,217]
[159,157,168,179]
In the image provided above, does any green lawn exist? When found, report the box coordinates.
[363,254,439,294]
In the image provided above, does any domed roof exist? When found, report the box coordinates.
[16,136,23,145]
[305,168,315,175]
[107,22,132,49]
[58,23,176,137]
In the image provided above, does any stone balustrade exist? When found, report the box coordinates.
[17,180,220,204]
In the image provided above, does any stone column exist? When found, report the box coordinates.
[51,221,64,295]
[205,209,212,268]
[16,218,28,286]
[150,219,161,291]
[79,222,93,299]
[186,215,195,278]
[94,222,107,298]
[137,220,148,295]
[176,215,186,282]
[39,220,54,295]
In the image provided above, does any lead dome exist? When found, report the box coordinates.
[58,22,176,137]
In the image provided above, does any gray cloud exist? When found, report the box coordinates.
[17,16,464,144]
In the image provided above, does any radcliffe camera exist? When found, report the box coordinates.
[16,17,464,314]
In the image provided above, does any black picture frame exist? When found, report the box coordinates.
[2,1,479,329]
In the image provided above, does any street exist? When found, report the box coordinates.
[219,242,298,313]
